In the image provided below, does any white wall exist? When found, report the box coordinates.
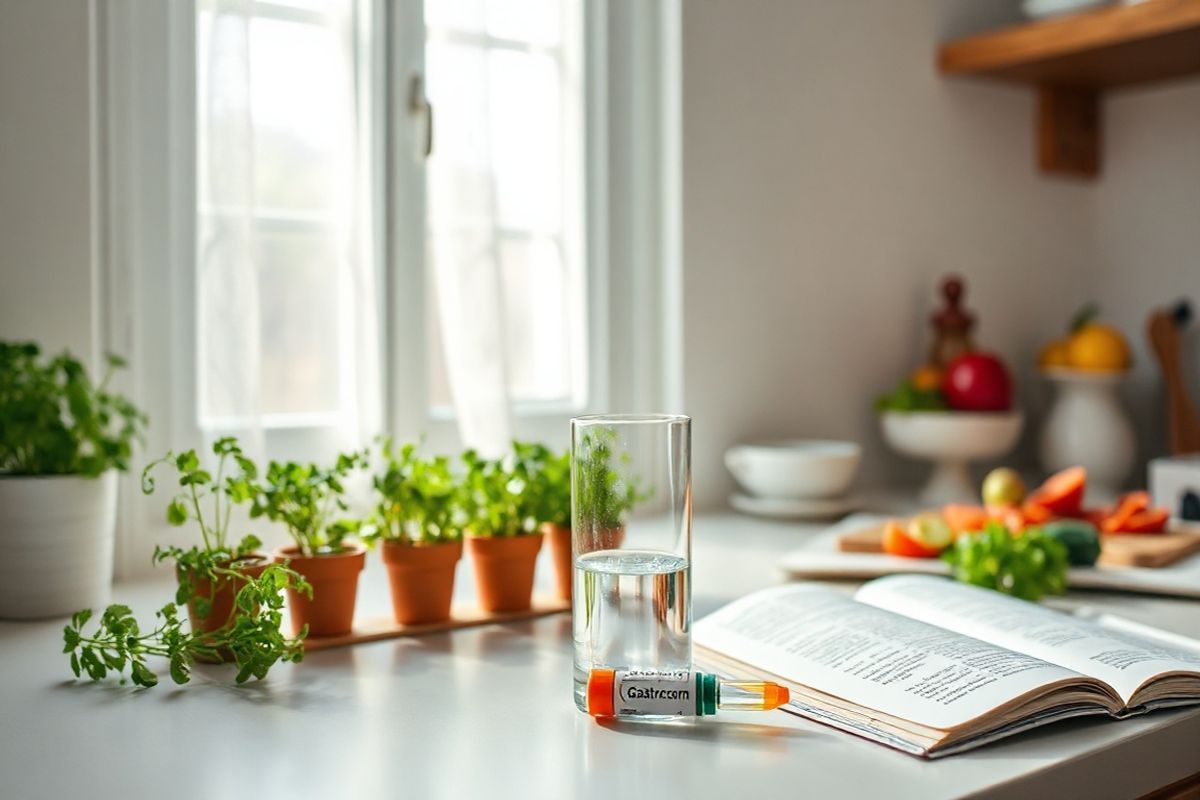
[0,1,99,368]
[1091,81,1200,467]
[681,0,1099,506]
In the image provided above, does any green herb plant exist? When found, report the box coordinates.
[942,521,1069,601]
[460,448,538,537]
[62,565,308,688]
[874,378,947,413]
[368,438,464,545]
[514,441,570,529]
[572,430,649,530]
[142,437,264,606]
[0,341,147,476]
[251,452,365,557]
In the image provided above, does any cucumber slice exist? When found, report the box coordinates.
[1042,520,1101,567]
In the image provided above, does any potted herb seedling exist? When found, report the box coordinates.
[516,442,573,602]
[461,447,543,613]
[573,429,647,553]
[0,342,147,619]
[143,437,281,645]
[251,452,367,637]
[368,439,464,625]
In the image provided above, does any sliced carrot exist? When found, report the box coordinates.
[1080,507,1110,528]
[1021,501,1054,525]
[1028,466,1086,516]
[942,504,989,536]
[1116,508,1168,534]
[883,520,943,558]
[987,504,1027,534]
[1100,491,1150,534]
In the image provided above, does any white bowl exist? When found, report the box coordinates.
[880,411,1024,504]
[725,440,861,500]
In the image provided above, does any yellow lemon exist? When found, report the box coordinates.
[1038,338,1071,369]
[1067,323,1131,371]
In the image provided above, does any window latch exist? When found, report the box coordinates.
[409,74,433,159]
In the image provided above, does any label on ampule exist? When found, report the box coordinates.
[613,669,697,716]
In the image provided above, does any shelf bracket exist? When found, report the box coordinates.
[1037,86,1101,178]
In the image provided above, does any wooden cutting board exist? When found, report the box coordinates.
[837,519,1200,568]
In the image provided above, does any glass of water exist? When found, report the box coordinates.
[570,414,692,711]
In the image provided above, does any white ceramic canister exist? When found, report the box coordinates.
[1039,369,1136,499]
[0,471,117,619]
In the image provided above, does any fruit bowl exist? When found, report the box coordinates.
[881,411,1024,505]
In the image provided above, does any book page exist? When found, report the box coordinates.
[693,584,1082,730]
[856,575,1200,704]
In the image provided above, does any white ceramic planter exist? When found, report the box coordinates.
[1040,369,1135,500]
[0,472,117,619]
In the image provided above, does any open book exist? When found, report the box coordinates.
[694,575,1200,757]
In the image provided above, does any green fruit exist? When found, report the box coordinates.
[982,467,1026,506]
[1042,520,1101,567]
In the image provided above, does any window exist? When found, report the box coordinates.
[192,0,593,452]
[102,0,678,573]
[424,0,588,412]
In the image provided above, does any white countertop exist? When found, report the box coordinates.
[3,512,1199,800]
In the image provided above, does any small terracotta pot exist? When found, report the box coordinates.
[542,523,573,602]
[381,539,463,625]
[467,533,543,613]
[274,543,366,637]
[177,555,269,635]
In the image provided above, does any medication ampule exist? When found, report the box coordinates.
[586,668,790,718]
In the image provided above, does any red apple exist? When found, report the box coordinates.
[942,352,1013,411]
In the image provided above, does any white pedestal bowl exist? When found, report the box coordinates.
[881,411,1024,506]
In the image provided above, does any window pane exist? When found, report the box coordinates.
[256,228,342,416]
[425,0,585,410]
[499,237,572,401]
[488,49,561,232]
[197,1,362,431]
[425,0,563,45]
[249,17,351,212]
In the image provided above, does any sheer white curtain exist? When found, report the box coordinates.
[196,0,381,461]
[426,4,514,459]
[197,0,262,456]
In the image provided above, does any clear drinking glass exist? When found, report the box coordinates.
[570,414,692,710]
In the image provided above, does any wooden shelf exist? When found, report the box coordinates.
[937,0,1200,177]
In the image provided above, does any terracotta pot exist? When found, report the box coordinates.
[273,543,366,637]
[381,539,463,625]
[542,523,573,602]
[467,533,543,613]
[177,555,269,634]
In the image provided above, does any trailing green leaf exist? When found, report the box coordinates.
[63,564,308,689]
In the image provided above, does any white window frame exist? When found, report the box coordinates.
[97,0,681,577]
